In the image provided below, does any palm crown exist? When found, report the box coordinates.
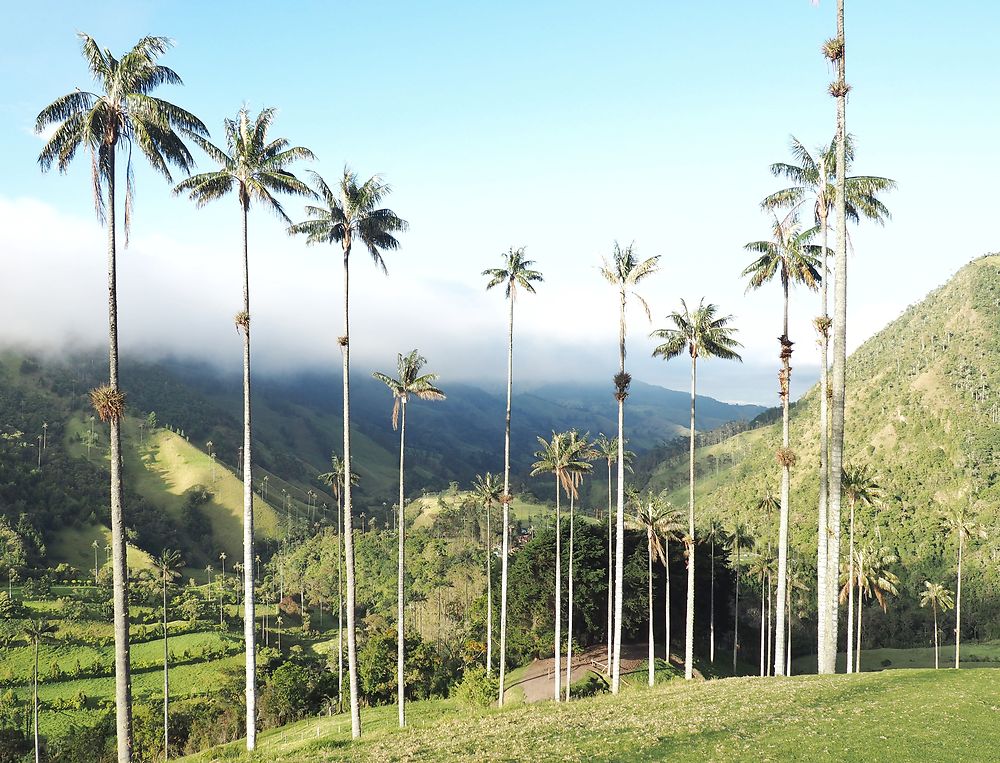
[318,454,359,503]
[289,168,408,270]
[530,431,594,501]
[600,242,660,324]
[173,106,314,218]
[919,581,955,613]
[651,299,743,362]
[472,473,503,508]
[483,247,543,299]
[36,34,208,236]
[594,434,634,470]
[742,214,823,294]
[627,491,678,564]
[155,549,184,585]
[372,350,446,430]
[842,464,882,509]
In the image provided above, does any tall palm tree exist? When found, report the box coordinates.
[601,242,659,693]
[726,519,754,674]
[483,246,542,707]
[175,107,312,749]
[748,546,776,677]
[762,135,894,671]
[940,505,986,669]
[563,431,595,700]
[24,618,57,763]
[919,581,955,670]
[530,431,591,701]
[154,549,183,760]
[627,490,673,686]
[783,561,810,676]
[593,434,633,674]
[841,544,898,671]
[743,218,821,676]
[472,472,503,675]
[319,455,358,712]
[373,350,445,727]
[841,464,881,673]
[703,519,729,665]
[657,503,685,665]
[36,35,206,762]
[651,299,742,679]
[289,168,407,738]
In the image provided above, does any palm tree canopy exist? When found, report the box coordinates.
[288,167,408,271]
[651,298,743,362]
[593,434,635,472]
[483,246,543,299]
[36,34,208,237]
[599,241,660,317]
[919,581,955,613]
[530,431,594,500]
[627,490,679,566]
[841,545,900,611]
[472,472,503,507]
[173,106,314,221]
[23,618,58,644]
[742,214,823,294]
[842,464,882,507]
[155,548,184,584]
[372,350,446,430]
[318,454,360,500]
[761,134,895,226]
[940,504,988,545]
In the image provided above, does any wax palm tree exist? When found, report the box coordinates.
[483,246,542,706]
[657,503,684,665]
[763,134,894,675]
[601,242,659,693]
[783,560,810,676]
[940,505,986,669]
[748,547,776,677]
[174,107,312,749]
[24,618,57,763]
[842,545,899,671]
[563,431,596,700]
[651,298,742,679]
[472,472,503,675]
[154,549,184,759]
[841,464,881,673]
[373,350,445,727]
[289,168,407,737]
[318,456,358,713]
[593,434,633,674]
[726,519,755,674]
[530,431,592,701]
[742,218,821,676]
[36,36,206,762]
[919,581,955,670]
[627,490,672,687]
[703,519,729,664]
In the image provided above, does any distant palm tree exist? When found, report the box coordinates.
[289,167,407,738]
[319,455,358,710]
[726,519,754,674]
[627,490,672,687]
[842,545,899,671]
[656,503,684,664]
[749,545,776,677]
[154,549,184,759]
[841,464,882,673]
[919,581,955,670]
[175,106,313,750]
[36,36,206,761]
[472,472,503,675]
[703,519,729,665]
[940,505,986,669]
[601,242,659,693]
[762,138,894,667]
[783,560,810,676]
[593,434,633,674]
[743,218,821,676]
[483,246,542,706]
[24,618,57,763]
[373,350,445,727]
[531,431,591,701]
[651,299,742,679]
[563,431,596,700]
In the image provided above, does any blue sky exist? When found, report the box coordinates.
[1,2,998,405]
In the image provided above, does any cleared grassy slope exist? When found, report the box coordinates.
[180,668,1000,762]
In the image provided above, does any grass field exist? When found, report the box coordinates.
[791,641,1000,674]
[178,667,1000,762]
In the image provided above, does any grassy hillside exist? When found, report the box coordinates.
[642,254,1000,642]
[178,668,1000,762]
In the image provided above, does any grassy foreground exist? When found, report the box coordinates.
[180,668,999,762]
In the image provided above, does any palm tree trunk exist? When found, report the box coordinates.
[733,540,740,674]
[486,498,492,676]
[163,576,169,759]
[774,282,791,677]
[565,490,575,701]
[828,0,849,678]
[606,458,613,674]
[685,353,697,681]
[106,155,133,763]
[341,244,361,738]
[612,289,627,694]
[846,498,856,673]
[498,291,515,707]
[786,585,792,676]
[855,586,862,672]
[933,604,939,669]
[553,473,562,703]
[767,574,773,676]
[396,399,406,728]
[816,168,832,675]
[955,534,963,669]
[664,552,671,662]
[647,530,655,687]
[337,491,343,711]
[759,575,766,677]
[33,637,39,763]
[710,536,715,664]
[239,200,258,752]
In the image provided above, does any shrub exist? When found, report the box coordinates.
[454,665,499,708]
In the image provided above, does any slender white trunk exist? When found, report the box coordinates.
[774,283,791,677]
[846,498,855,673]
[817,174,831,675]
[337,491,343,710]
[684,353,696,680]
[341,244,361,737]
[397,400,406,727]
[553,472,562,702]
[786,585,792,676]
[955,535,963,669]
[759,575,766,677]
[647,530,655,687]
[733,540,740,674]
[855,565,863,673]
[664,551,671,662]
[767,575,773,676]
[933,604,939,669]
[33,638,39,763]
[486,498,492,676]
[606,459,613,673]
[566,491,575,700]
[611,289,626,694]
[163,577,169,759]
[710,536,715,664]
[498,290,515,707]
